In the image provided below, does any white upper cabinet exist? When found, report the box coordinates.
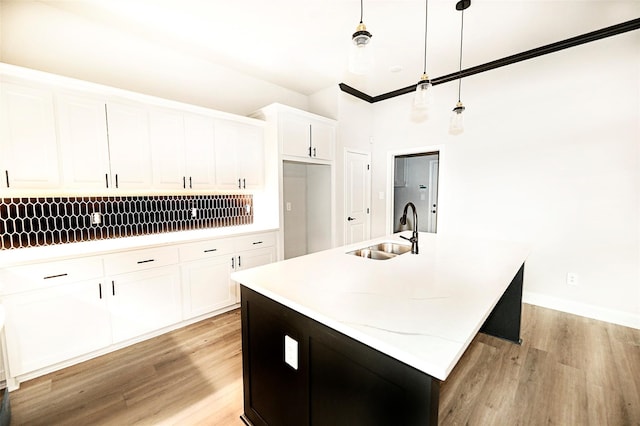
[149,109,216,191]
[183,113,216,189]
[214,119,264,190]
[149,107,187,190]
[309,120,335,161]
[280,111,335,161]
[0,81,60,190]
[1,65,267,195]
[105,101,153,190]
[57,93,111,189]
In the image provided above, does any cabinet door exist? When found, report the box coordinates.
[234,247,277,302]
[149,108,186,190]
[237,124,264,189]
[0,82,60,190]
[215,120,264,190]
[109,265,182,343]
[3,281,111,376]
[106,101,153,190]
[57,94,111,189]
[181,256,234,319]
[310,121,335,161]
[280,113,311,158]
[184,113,216,189]
[237,247,276,270]
[214,120,242,189]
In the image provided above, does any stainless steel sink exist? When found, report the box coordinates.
[347,242,412,260]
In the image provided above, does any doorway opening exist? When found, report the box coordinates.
[282,160,332,259]
[392,151,439,233]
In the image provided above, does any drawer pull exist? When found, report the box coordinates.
[204,248,218,253]
[112,281,115,296]
[252,241,263,245]
[43,273,68,280]
[137,259,155,264]
[99,283,102,299]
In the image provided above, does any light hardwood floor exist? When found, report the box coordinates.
[8,304,640,425]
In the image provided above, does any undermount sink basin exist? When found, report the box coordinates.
[347,242,412,260]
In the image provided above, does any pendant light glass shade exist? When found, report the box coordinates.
[449,1,470,135]
[349,1,373,74]
[414,0,433,111]
[449,102,465,135]
[414,73,433,110]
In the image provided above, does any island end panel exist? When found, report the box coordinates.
[240,285,440,426]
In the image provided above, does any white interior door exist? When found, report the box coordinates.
[427,159,439,233]
[344,150,371,245]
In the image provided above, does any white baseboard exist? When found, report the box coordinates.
[523,291,640,330]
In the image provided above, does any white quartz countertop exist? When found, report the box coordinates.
[231,232,529,381]
[0,224,278,267]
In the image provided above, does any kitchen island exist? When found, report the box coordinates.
[231,232,529,425]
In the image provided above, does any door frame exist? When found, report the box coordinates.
[343,148,372,245]
[386,145,444,235]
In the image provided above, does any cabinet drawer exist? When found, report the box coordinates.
[103,246,179,276]
[1,257,103,295]
[179,238,234,262]
[234,232,276,252]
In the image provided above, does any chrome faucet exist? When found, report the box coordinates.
[399,202,419,254]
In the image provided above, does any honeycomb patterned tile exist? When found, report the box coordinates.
[0,195,253,250]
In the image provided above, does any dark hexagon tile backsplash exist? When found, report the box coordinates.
[0,194,253,250]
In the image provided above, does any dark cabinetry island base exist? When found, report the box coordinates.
[240,263,524,426]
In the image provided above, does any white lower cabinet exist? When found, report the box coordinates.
[180,232,277,319]
[181,256,234,320]
[3,280,111,377]
[0,231,277,387]
[230,232,278,302]
[108,265,182,343]
[232,247,276,303]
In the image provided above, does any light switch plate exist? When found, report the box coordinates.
[284,335,298,370]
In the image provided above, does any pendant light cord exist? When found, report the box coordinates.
[422,0,429,74]
[360,0,364,23]
[457,8,465,102]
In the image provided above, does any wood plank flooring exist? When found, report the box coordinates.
[8,304,640,425]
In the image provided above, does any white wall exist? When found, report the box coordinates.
[282,161,332,259]
[334,92,375,245]
[369,30,640,326]
[283,162,308,259]
[0,1,308,116]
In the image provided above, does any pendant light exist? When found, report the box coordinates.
[449,0,470,135]
[349,0,373,74]
[414,0,433,110]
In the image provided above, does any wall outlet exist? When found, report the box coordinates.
[90,212,102,225]
[284,335,298,370]
[566,272,579,286]
[286,202,292,212]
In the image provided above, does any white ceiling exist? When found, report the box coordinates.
[38,0,640,97]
